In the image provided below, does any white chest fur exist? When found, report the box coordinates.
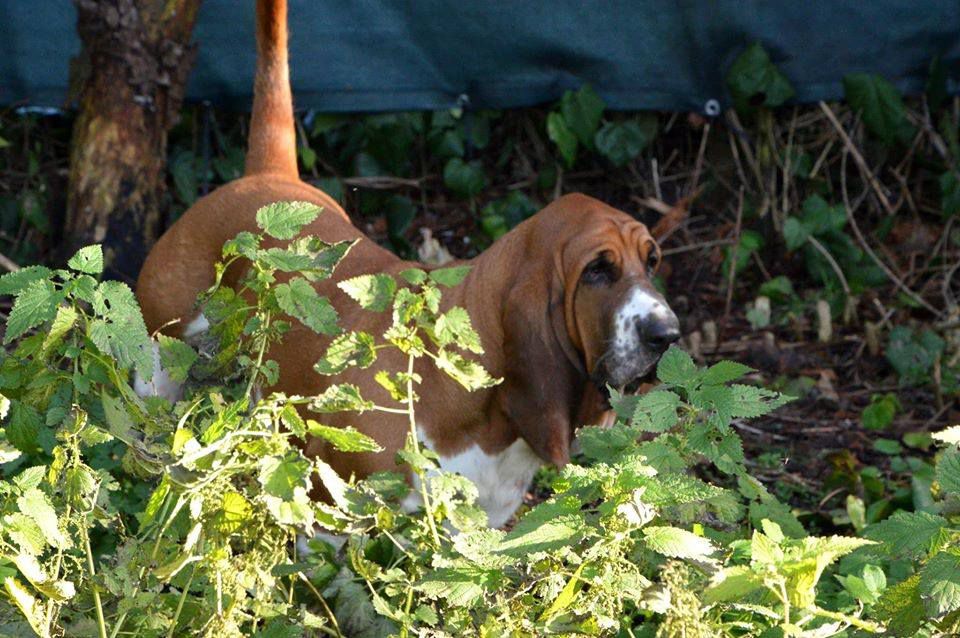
[405,428,543,528]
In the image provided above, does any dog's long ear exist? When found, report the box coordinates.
[496,277,583,468]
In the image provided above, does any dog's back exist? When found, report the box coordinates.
[136,0,389,338]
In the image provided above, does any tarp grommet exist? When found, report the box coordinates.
[704,99,721,117]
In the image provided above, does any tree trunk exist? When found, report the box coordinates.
[66,0,201,280]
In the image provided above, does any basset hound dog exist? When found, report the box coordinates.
[136,0,681,527]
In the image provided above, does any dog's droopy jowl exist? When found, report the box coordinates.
[135,0,681,528]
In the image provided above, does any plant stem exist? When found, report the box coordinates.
[245,312,272,398]
[165,563,197,638]
[82,525,109,638]
[811,605,885,633]
[405,353,440,546]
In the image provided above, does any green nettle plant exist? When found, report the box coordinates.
[0,201,957,637]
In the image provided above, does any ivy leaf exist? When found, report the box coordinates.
[594,116,657,167]
[305,421,382,453]
[314,331,377,375]
[309,384,374,414]
[559,85,605,149]
[5,279,62,344]
[443,158,486,199]
[643,526,716,559]
[547,112,578,167]
[429,266,470,287]
[338,274,396,312]
[157,335,197,383]
[726,42,795,115]
[656,346,697,387]
[255,201,321,239]
[66,245,103,275]
[843,73,915,146]
[919,550,960,617]
[275,277,339,335]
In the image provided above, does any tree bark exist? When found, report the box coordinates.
[66,0,201,280]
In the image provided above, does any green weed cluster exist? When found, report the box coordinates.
[0,202,957,637]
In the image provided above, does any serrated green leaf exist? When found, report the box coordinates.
[430,265,471,287]
[417,566,497,607]
[156,334,197,383]
[498,500,585,557]
[309,383,374,414]
[42,305,78,354]
[701,360,754,385]
[305,421,382,453]
[687,421,744,474]
[88,281,153,379]
[936,447,960,495]
[258,455,311,501]
[18,488,70,549]
[4,577,45,636]
[434,306,483,353]
[704,565,765,604]
[630,390,680,432]
[255,201,321,239]
[435,350,500,390]
[0,266,53,296]
[644,526,716,559]
[843,73,915,146]
[314,331,377,375]
[5,279,61,344]
[864,511,948,558]
[338,274,396,312]
[275,276,339,335]
[66,245,103,274]
[729,384,792,417]
[5,401,42,453]
[399,268,428,285]
[874,573,925,636]
[919,550,960,617]
[656,346,696,386]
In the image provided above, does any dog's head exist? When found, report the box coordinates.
[498,193,681,466]
[560,198,680,394]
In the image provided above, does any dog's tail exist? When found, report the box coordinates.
[245,0,298,177]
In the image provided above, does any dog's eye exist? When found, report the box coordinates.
[581,256,618,285]
[646,250,660,273]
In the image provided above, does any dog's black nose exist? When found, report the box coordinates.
[644,321,681,352]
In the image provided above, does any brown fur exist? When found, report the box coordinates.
[136,0,665,487]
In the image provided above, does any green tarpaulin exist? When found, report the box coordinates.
[1,1,958,113]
